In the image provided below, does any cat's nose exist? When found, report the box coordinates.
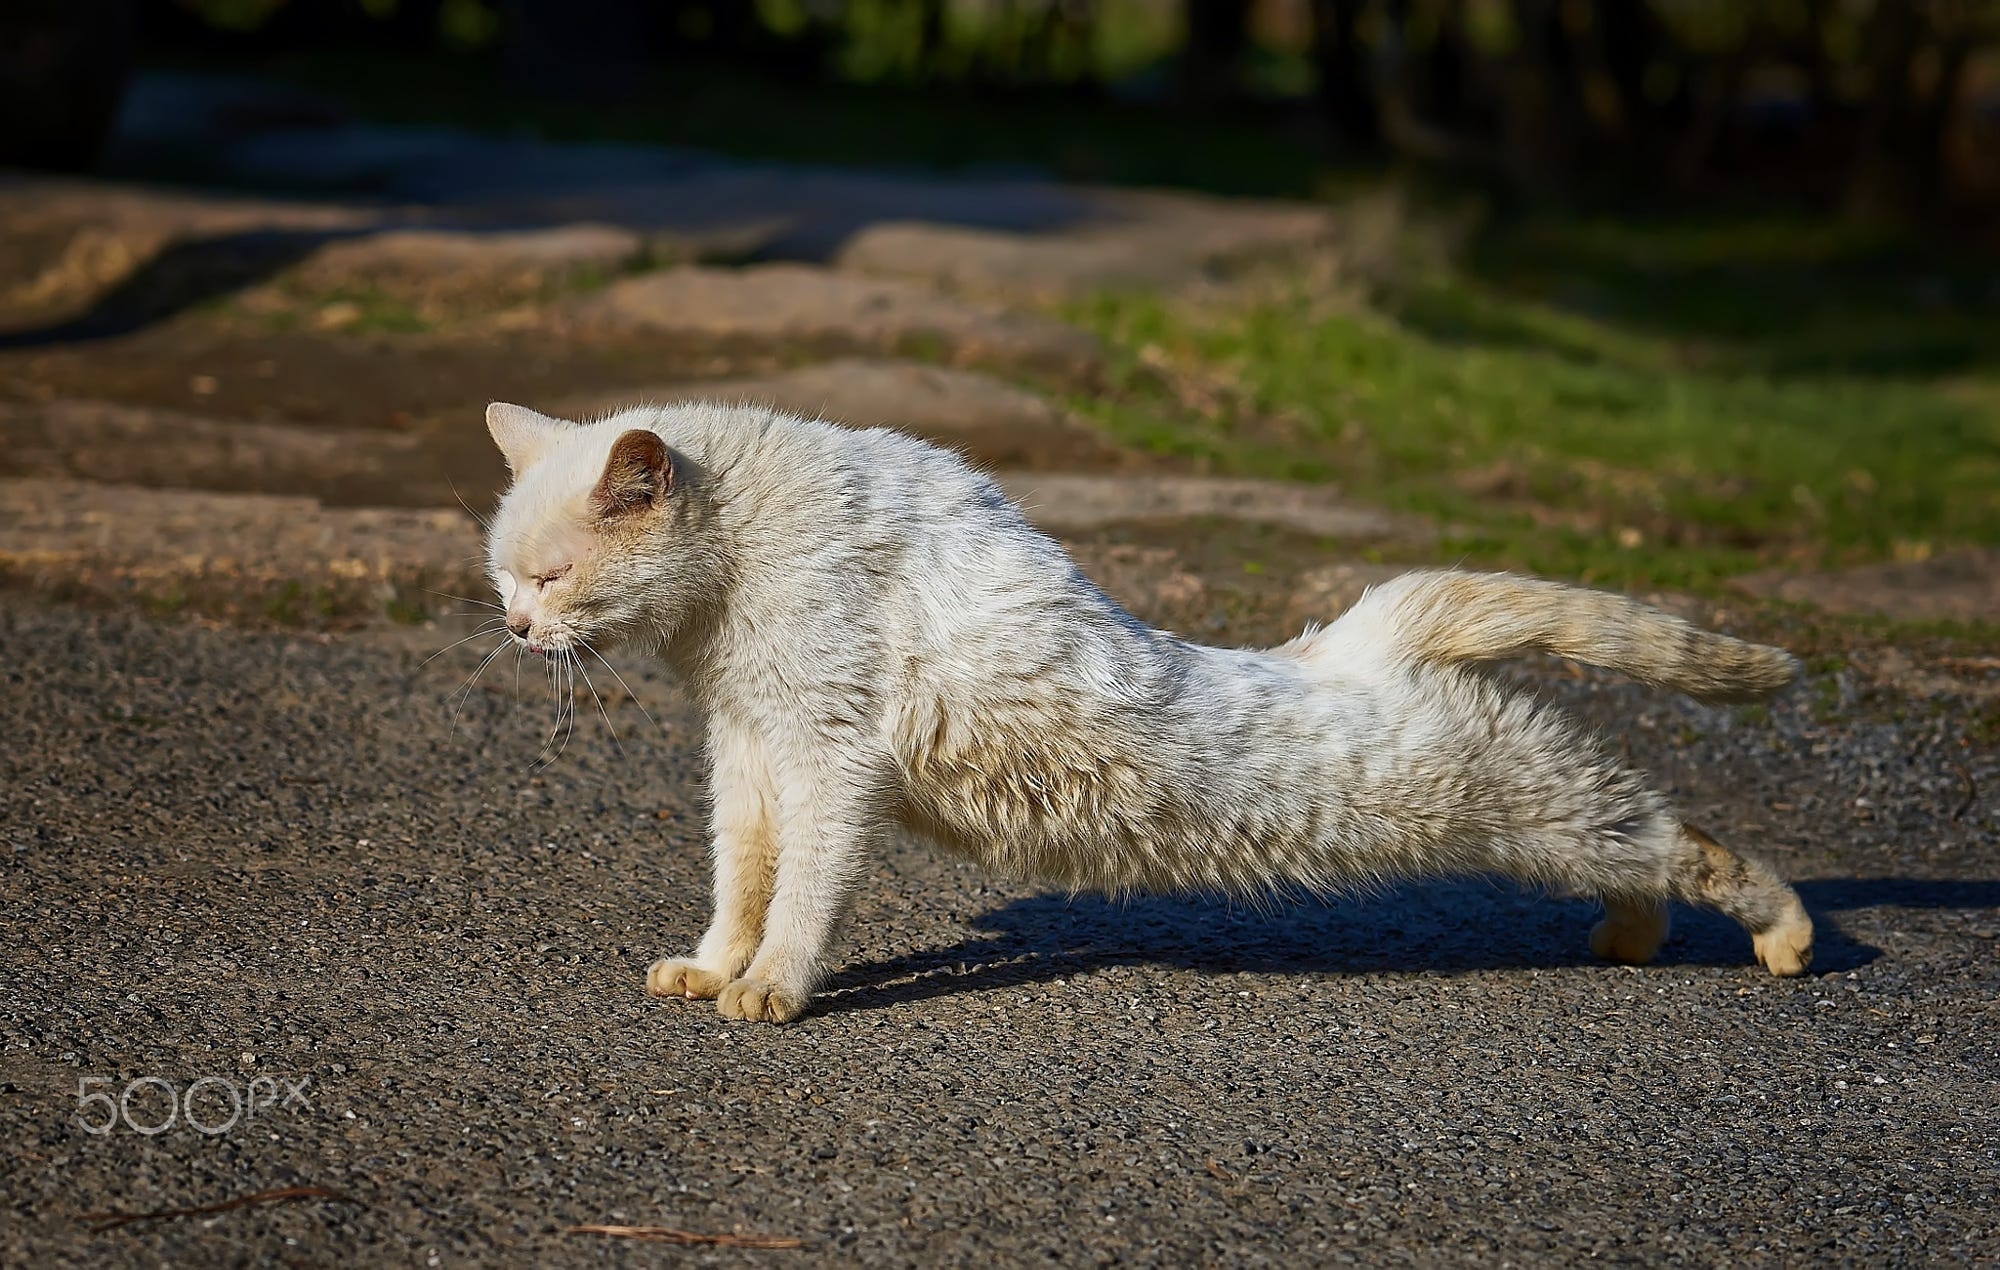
[506,615,531,639]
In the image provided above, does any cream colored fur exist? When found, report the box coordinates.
[482,401,1815,1025]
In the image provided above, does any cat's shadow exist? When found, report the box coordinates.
[820,877,2000,1014]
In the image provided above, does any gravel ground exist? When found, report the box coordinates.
[2,599,1996,1266]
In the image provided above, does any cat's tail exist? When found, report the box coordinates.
[1310,569,1798,703]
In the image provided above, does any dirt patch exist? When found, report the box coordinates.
[1852,647,2000,703]
[1734,549,1999,623]
[573,264,1104,380]
[0,325,798,473]
[1285,561,1409,628]
[557,358,1132,472]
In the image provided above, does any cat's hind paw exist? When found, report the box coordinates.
[716,976,809,1024]
[646,958,730,1000]
[1751,907,1814,977]
[1590,899,1669,965]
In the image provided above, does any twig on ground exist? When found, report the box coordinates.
[83,1186,360,1231]
[566,1223,804,1249]
[1949,761,1977,821]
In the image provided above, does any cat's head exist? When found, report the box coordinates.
[483,403,717,658]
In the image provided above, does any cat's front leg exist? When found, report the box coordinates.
[646,716,778,1001]
[715,747,889,1024]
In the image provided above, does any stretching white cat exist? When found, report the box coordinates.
[481,400,1814,1024]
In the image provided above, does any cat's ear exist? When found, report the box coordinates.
[486,402,566,476]
[591,429,674,517]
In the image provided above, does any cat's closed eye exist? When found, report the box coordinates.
[536,564,572,589]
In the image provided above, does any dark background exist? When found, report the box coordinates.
[8,0,1999,223]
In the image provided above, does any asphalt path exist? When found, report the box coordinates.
[3,599,1996,1265]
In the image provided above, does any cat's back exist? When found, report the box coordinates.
[655,405,1090,661]
[662,405,1014,546]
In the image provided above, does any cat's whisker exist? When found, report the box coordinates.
[425,587,503,612]
[555,653,580,761]
[535,653,554,750]
[447,634,508,704]
[532,649,566,768]
[447,476,494,533]
[537,661,573,770]
[578,637,664,738]
[447,636,511,740]
[571,646,623,754]
[419,620,507,672]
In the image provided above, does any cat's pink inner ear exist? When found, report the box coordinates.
[486,402,565,475]
[591,429,674,517]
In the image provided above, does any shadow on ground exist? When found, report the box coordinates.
[0,228,359,348]
[825,877,2000,1015]
[1396,217,2000,379]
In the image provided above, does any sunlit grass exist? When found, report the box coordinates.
[1069,214,2000,591]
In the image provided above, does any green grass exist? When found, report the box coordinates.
[1069,212,2000,592]
[313,287,431,334]
[142,586,190,617]
[384,596,431,626]
[261,579,349,625]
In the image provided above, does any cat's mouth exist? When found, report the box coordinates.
[519,626,581,658]
[511,631,559,657]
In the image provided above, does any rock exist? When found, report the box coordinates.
[0,175,372,317]
[0,177,647,323]
[290,224,646,297]
[835,191,1332,300]
[0,400,450,505]
[0,173,370,244]
[0,477,481,624]
[559,358,1129,471]
[573,264,1103,379]
[991,474,1424,541]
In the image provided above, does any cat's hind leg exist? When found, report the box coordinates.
[1589,898,1670,965]
[1573,821,1811,975]
[1671,822,1814,976]
[1422,677,1811,975]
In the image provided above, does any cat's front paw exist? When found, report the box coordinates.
[646,958,730,1000]
[716,976,809,1024]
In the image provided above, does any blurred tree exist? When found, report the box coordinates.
[0,0,138,170]
[121,0,2000,219]
[1845,0,1988,218]
[1309,0,1381,146]
[502,0,652,100]
[1181,0,1253,101]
